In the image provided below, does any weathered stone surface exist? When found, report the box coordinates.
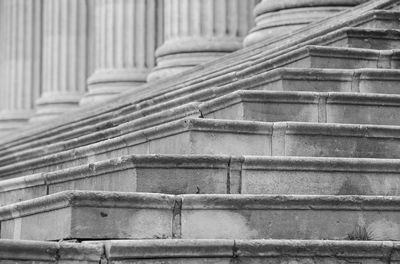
[3,191,400,241]
[241,68,400,94]
[5,118,400,179]
[352,10,400,29]
[319,27,400,50]
[240,156,400,196]
[180,194,400,240]
[0,191,175,240]
[0,102,201,175]
[201,90,400,125]
[3,155,400,206]
[96,239,400,264]
[0,239,102,263]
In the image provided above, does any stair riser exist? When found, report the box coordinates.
[327,37,400,50]
[103,240,397,264]
[4,120,400,180]
[287,55,400,70]
[357,19,400,30]
[181,209,398,240]
[2,192,400,241]
[3,157,400,206]
[254,75,400,94]
[202,98,400,125]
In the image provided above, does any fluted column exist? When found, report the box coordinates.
[31,0,88,123]
[147,0,258,82]
[244,0,367,47]
[0,0,42,134]
[81,0,158,106]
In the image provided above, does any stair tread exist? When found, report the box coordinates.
[2,191,400,241]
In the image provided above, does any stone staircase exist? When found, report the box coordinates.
[4,0,400,263]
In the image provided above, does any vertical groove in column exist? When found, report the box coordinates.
[83,0,157,106]
[243,0,366,47]
[148,0,257,82]
[0,0,42,134]
[32,0,88,123]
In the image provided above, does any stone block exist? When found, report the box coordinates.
[180,194,400,240]
[0,155,231,206]
[0,191,175,240]
[320,27,400,49]
[353,10,400,29]
[0,239,102,263]
[241,156,400,195]
[201,90,400,125]
[272,122,400,158]
[0,173,46,206]
[277,46,400,70]
[235,240,393,264]
[3,192,400,241]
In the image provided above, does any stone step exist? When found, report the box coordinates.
[271,45,400,70]
[3,68,400,176]
[4,119,400,179]
[200,90,400,125]
[0,239,102,263]
[318,27,400,50]
[2,155,400,207]
[101,239,400,264]
[1,239,398,264]
[2,191,400,241]
[353,10,400,30]
[242,68,400,94]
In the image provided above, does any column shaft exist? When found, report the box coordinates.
[32,0,88,123]
[81,0,158,105]
[0,0,42,134]
[147,0,258,82]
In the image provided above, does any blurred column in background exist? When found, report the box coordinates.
[244,0,368,47]
[31,0,88,123]
[81,0,159,106]
[0,0,42,133]
[147,0,258,82]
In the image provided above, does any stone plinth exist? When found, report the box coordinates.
[31,0,87,123]
[147,0,258,82]
[0,0,41,133]
[81,0,158,106]
[244,0,367,47]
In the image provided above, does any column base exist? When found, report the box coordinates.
[80,69,148,106]
[0,110,32,136]
[147,37,243,82]
[30,92,82,123]
[243,0,368,47]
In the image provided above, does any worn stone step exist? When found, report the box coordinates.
[201,90,400,125]
[239,68,400,94]
[2,191,400,241]
[318,27,400,50]
[352,10,400,29]
[101,239,400,264]
[2,155,400,207]
[0,239,102,263]
[1,239,398,264]
[3,68,400,177]
[3,119,400,179]
[268,45,400,70]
